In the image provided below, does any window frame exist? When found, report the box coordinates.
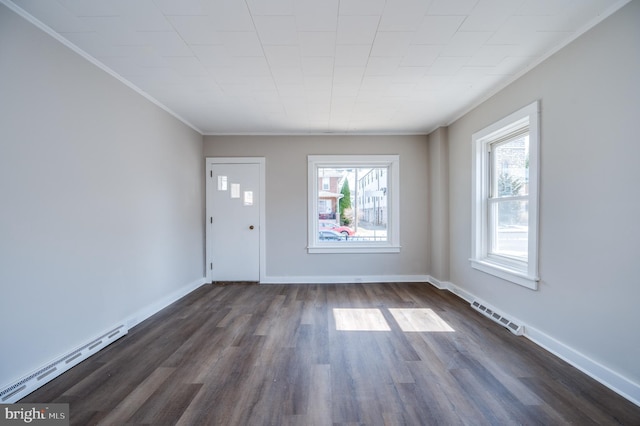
[471,101,540,289]
[308,155,400,254]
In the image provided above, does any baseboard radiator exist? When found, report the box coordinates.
[0,324,128,403]
[471,299,524,336]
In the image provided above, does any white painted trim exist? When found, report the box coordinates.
[444,0,632,129]
[307,155,400,254]
[0,324,127,403]
[307,245,401,254]
[426,277,475,303]
[526,326,640,407]
[425,278,640,407]
[425,276,448,290]
[206,0,632,138]
[0,277,207,403]
[0,0,203,135]
[470,101,540,290]
[470,260,538,290]
[205,157,266,283]
[202,132,429,136]
[124,277,208,330]
[3,0,628,139]
[262,275,430,284]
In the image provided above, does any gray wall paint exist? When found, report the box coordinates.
[203,135,430,279]
[427,128,449,282]
[1,0,637,402]
[0,4,204,387]
[446,1,640,383]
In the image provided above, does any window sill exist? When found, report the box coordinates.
[470,258,539,290]
[308,245,401,254]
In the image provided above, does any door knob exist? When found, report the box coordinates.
[249,225,254,230]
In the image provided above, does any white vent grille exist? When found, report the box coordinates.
[0,324,127,403]
[471,300,524,335]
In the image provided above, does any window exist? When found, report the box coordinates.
[322,177,330,191]
[308,155,400,253]
[471,101,540,289]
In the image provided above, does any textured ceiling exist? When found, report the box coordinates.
[6,0,628,134]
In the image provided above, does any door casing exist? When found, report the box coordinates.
[205,157,266,282]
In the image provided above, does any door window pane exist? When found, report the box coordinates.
[230,183,240,198]
[244,191,253,206]
[217,175,228,191]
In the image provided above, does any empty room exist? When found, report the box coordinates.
[1,0,639,424]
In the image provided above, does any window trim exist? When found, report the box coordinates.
[308,155,400,254]
[471,101,540,290]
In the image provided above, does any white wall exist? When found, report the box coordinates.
[444,0,640,389]
[0,4,205,389]
[203,135,430,281]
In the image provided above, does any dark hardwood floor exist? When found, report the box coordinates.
[22,283,640,425]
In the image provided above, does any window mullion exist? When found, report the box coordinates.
[488,195,528,203]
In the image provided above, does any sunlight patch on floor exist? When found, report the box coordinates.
[333,308,391,331]
[388,308,455,332]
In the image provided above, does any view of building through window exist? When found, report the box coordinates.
[471,101,538,289]
[317,166,388,242]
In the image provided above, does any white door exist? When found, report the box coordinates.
[207,160,262,282]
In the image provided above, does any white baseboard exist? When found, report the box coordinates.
[261,274,431,284]
[0,324,127,403]
[5,276,637,408]
[426,276,474,303]
[125,277,208,329]
[525,326,640,407]
[0,277,208,404]
[425,277,640,408]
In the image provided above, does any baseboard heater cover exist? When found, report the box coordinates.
[471,300,524,336]
[0,324,128,403]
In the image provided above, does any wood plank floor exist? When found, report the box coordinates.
[22,283,640,425]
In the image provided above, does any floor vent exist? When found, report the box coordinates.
[471,300,524,336]
[0,324,127,403]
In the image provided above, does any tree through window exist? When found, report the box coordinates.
[308,155,400,254]
[471,101,540,289]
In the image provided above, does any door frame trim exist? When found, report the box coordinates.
[205,157,266,283]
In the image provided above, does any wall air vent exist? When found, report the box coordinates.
[471,300,524,336]
[0,324,127,403]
